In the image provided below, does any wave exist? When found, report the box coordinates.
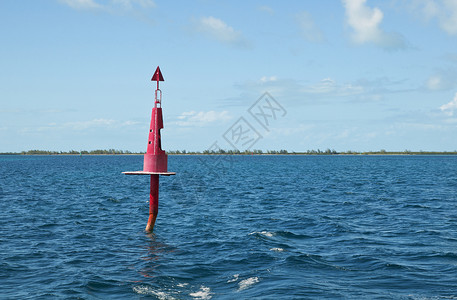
[238,277,260,291]
[227,274,239,283]
[133,285,178,300]
[270,247,285,252]
[189,286,212,299]
[249,231,274,237]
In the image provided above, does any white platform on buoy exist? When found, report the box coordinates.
[122,171,176,176]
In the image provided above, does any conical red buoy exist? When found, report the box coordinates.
[123,66,175,232]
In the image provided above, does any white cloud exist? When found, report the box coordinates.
[412,0,457,35]
[111,0,155,9]
[58,0,157,24]
[177,111,196,120]
[425,69,457,91]
[441,0,457,35]
[17,118,138,134]
[195,16,249,47]
[342,0,384,43]
[440,93,457,116]
[426,75,443,90]
[58,0,155,11]
[175,110,231,126]
[122,120,140,126]
[307,78,338,94]
[58,0,101,10]
[260,76,277,82]
[418,0,439,19]
[64,118,139,130]
[258,5,274,14]
[296,11,324,43]
[65,118,116,130]
[305,77,364,96]
[234,76,409,106]
[342,0,407,49]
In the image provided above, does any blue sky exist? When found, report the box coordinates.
[1,0,457,152]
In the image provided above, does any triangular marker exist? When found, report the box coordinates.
[151,66,164,81]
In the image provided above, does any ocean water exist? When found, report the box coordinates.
[1,155,457,299]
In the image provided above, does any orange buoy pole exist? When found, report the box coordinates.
[146,174,159,232]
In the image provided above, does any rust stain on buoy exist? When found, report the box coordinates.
[123,66,175,232]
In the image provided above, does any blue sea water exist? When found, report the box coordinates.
[1,155,457,299]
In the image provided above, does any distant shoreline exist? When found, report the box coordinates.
[2,150,457,156]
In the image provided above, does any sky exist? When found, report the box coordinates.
[1,0,457,152]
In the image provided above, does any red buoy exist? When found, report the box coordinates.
[123,66,175,232]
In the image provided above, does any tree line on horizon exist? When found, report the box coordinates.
[0,149,136,155]
[1,149,457,155]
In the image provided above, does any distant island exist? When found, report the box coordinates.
[1,149,457,155]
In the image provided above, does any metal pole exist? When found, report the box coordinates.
[146,174,159,232]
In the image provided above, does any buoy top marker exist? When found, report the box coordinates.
[151,66,164,92]
[151,66,164,82]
